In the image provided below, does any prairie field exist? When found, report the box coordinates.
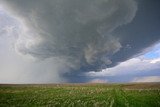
[0,83,160,107]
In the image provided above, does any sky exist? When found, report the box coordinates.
[0,0,160,83]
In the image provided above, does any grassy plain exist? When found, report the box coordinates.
[0,83,160,107]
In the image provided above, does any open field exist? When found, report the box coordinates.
[0,83,160,107]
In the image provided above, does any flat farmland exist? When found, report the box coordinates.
[0,83,160,107]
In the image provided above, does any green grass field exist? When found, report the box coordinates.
[0,83,160,107]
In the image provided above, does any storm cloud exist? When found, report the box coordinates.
[0,0,160,83]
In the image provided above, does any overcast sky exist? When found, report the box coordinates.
[0,0,160,83]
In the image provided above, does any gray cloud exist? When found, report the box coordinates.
[0,0,160,83]
[0,0,137,66]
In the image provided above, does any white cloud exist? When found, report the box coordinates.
[150,58,160,64]
[86,56,160,77]
[85,43,160,83]
[132,76,160,82]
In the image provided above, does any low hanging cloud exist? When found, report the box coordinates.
[0,0,160,83]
